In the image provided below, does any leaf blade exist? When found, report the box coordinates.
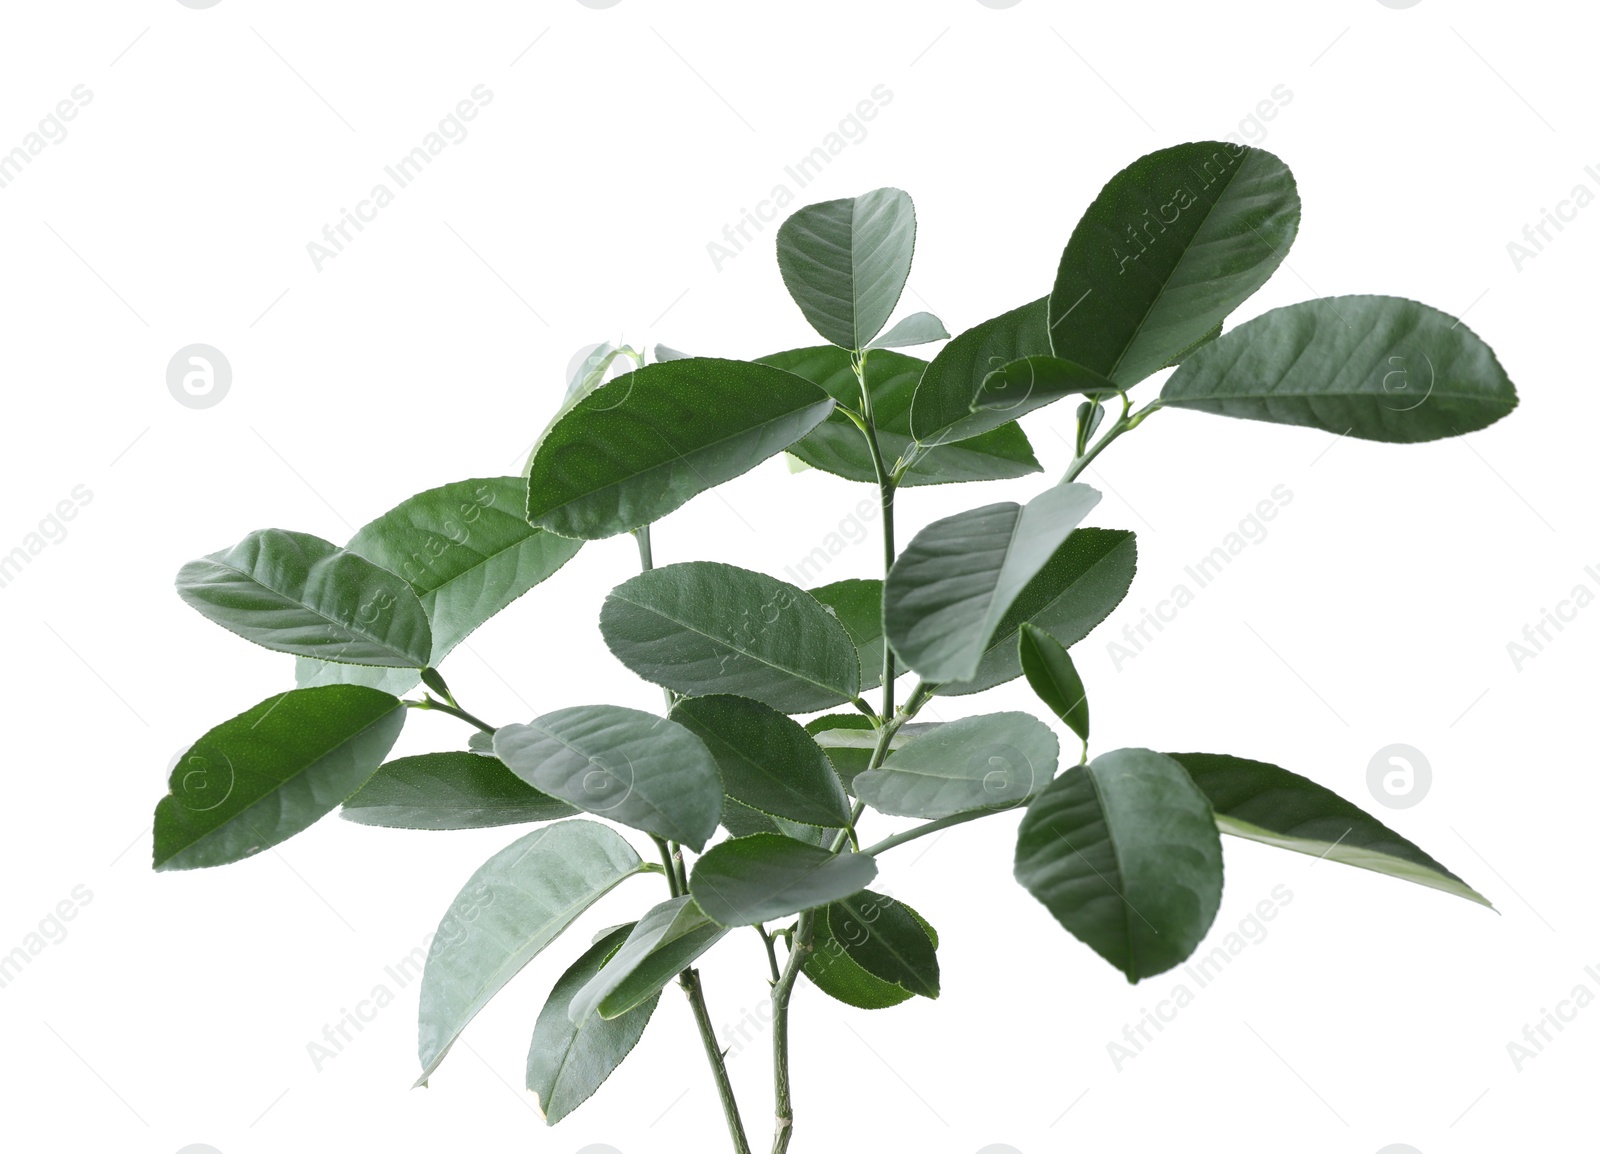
[689,834,878,927]
[776,188,916,349]
[854,711,1058,819]
[340,750,576,830]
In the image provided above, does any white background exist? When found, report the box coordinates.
[0,2,1591,1152]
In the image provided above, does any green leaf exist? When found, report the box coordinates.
[526,358,835,539]
[340,751,576,830]
[347,477,582,658]
[804,905,917,1010]
[909,297,1052,446]
[854,712,1058,819]
[416,820,646,1083]
[810,578,885,691]
[1014,748,1224,982]
[824,890,939,999]
[493,705,723,851]
[805,716,942,793]
[568,895,728,1022]
[670,694,850,828]
[689,834,878,927]
[1049,142,1300,386]
[939,527,1136,697]
[867,311,949,350]
[600,561,861,713]
[294,659,421,696]
[1018,624,1089,749]
[885,483,1101,683]
[721,797,832,846]
[526,923,658,1125]
[1167,752,1490,907]
[776,187,916,350]
[176,529,432,668]
[757,346,1039,488]
[1160,295,1518,442]
[970,355,1119,425]
[153,685,404,871]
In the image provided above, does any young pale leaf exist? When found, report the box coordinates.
[826,890,940,999]
[776,187,916,350]
[810,578,886,691]
[568,896,728,1022]
[670,694,851,828]
[939,527,1136,697]
[1160,296,1518,442]
[689,834,878,927]
[909,297,1052,446]
[758,346,1039,488]
[176,529,432,668]
[416,821,646,1084]
[885,483,1101,683]
[866,311,949,350]
[805,716,943,793]
[970,356,1119,425]
[1014,748,1224,982]
[493,706,723,851]
[526,924,658,1125]
[340,750,576,830]
[854,712,1058,819]
[526,358,835,539]
[1167,752,1490,907]
[1018,624,1089,749]
[600,561,861,714]
[1049,141,1300,386]
[153,685,405,870]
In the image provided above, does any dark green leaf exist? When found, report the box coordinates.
[1049,142,1300,386]
[885,484,1101,683]
[804,905,917,1010]
[1167,752,1490,906]
[153,685,404,870]
[494,705,723,851]
[670,694,850,827]
[810,578,885,691]
[340,750,576,830]
[176,529,432,668]
[689,834,878,927]
[758,346,1039,488]
[826,890,939,999]
[526,924,658,1124]
[416,820,646,1083]
[1014,748,1224,982]
[1160,295,1518,442]
[854,712,1058,819]
[776,188,916,349]
[939,527,1136,697]
[970,355,1118,425]
[568,896,728,1021]
[1018,624,1089,748]
[867,311,948,350]
[721,797,831,846]
[526,358,835,539]
[909,297,1052,446]
[600,561,860,713]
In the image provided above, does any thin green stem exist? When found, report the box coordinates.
[652,836,682,899]
[860,807,993,857]
[757,926,782,985]
[1062,397,1163,485]
[680,966,753,1154]
[769,908,811,1154]
[402,696,496,735]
